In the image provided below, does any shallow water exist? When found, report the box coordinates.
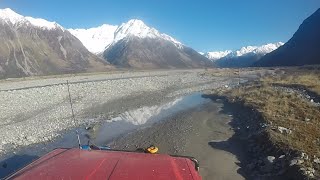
[0,93,210,178]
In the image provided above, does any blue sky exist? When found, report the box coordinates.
[1,0,319,52]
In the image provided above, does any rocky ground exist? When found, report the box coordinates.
[0,68,277,179]
[209,69,320,179]
[0,69,266,156]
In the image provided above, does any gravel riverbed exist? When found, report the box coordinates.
[0,69,265,156]
[0,68,276,179]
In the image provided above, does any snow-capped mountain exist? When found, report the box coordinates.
[202,42,283,67]
[102,19,211,68]
[0,8,63,30]
[226,42,284,58]
[68,24,118,54]
[252,42,284,55]
[0,8,111,78]
[204,50,232,61]
[204,42,284,61]
[110,19,183,49]
[69,19,183,54]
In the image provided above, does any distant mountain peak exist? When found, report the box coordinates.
[0,8,63,30]
[112,19,183,48]
[252,42,284,54]
[102,19,210,69]
[113,19,159,41]
[0,8,23,23]
[69,19,183,54]
[204,50,232,61]
[204,42,284,61]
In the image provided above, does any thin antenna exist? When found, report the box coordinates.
[66,80,81,148]
[238,68,241,94]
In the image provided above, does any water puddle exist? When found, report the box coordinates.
[0,93,209,178]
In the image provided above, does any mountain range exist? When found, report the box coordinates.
[0,8,212,78]
[0,8,112,78]
[70,19,211,69]
[0,7,319,78]
[202,42,284,67]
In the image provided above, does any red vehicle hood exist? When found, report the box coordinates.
[6,148,201,180]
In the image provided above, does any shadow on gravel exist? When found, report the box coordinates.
[202,94,265,180]
[0,154,39,179]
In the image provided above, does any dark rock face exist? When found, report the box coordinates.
[215,54,263,68]
[0,21,111,78]
[255,8,320,67]
[103,36,213,69]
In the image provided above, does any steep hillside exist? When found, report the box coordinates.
[0,8,111,78]
[255,8,320,66]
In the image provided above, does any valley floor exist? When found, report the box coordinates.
[0,68,270,179]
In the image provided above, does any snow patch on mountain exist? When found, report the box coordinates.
[0,8,63,30]
[70,19,184,53]
[204,42,284,60]
[204,50,232,60]
[253,42,284,54]
[111,19,183,49]
[68,24,118,54]
[0,8,23,24]
[227,46,258,57]
[25,17,62,30]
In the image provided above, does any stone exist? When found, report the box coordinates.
[289,158,304,166]
[297,159,304,165]
[306,167,315,174]
[266,156,276,164]
[279,155,286,159]
[301,152,309,160]
[313,158,320,164]
[304,118,310,122]
[304,167,315,178]
[277,126,292,134]
[85,126,92,130]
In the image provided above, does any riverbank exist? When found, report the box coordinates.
[209,68,320,179]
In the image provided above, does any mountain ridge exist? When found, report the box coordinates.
[0,8,64,30]
[69,19,184,54]
[0,8,111,78]
[202,42,283,67]
[101,20,211,69]
[204,42,283,61]
[255,8,320,67]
